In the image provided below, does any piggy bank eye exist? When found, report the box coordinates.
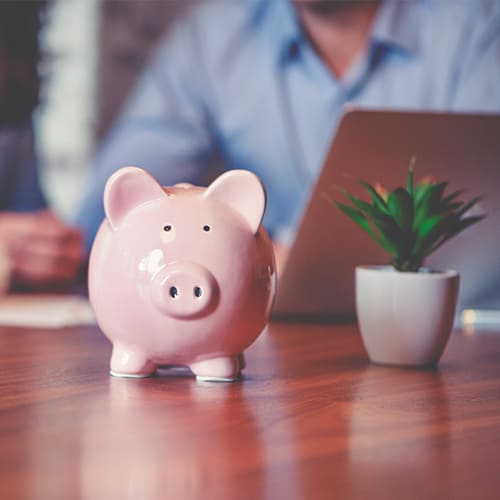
[203,225,211,232]
[161,224,176,244]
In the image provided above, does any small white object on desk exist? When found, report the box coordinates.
[0,294,96,328]
[461,309,500,332]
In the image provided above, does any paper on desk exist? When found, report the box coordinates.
[0,294,96,328]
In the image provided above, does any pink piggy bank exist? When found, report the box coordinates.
[89,167,276,381]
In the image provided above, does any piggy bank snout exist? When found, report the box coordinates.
[151,263,218,318]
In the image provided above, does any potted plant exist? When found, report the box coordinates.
[335,159,484,367]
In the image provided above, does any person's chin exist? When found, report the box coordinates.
[293,0,370,16]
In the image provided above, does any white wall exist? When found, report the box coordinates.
[36,0,100,221]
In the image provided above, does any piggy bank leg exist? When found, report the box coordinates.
[190,356,241,382]
[238,352,246,370]
[110,344,156,378]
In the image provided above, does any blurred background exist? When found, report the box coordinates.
[37,0,192,220]
[2,0,498,295]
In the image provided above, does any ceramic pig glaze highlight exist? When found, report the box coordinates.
[89,167,276,381]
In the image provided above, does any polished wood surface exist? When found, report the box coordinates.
[1,320,500,500]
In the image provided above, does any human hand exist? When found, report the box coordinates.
[0,210,85,288]
[272,241,289,278]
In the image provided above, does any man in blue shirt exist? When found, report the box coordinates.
[78,0,500,266]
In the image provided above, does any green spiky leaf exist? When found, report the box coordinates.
[335,202,376,239]
[337,188,389,222]
[407,156,416,196]
[425,215,486,256]
[456,195,483,217]
[358,181,390,215]
[333,159,485,272]
[387,187,414,231]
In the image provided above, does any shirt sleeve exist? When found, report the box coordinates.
[0,122,46,212]
[76,15,219,251]
[453,5,500,111]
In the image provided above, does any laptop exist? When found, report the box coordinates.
[273,109,500,319]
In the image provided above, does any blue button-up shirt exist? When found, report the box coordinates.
[0,123,45,212]
[77,0,500,248]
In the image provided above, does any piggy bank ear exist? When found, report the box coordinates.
[204,170,266,234]
[104,166,166,230]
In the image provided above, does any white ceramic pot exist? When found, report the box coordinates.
[355,266,459,367]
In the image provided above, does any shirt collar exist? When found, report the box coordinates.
[267,0,426,64]
[371,0,426,56]
[258,0,302,64]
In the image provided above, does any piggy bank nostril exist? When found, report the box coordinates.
[194,286,203,298]
[169,286,179,299]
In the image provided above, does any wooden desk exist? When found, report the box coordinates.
[1,321,499,500]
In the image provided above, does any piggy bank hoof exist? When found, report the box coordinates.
[191,356,242,383]
[196,373,242,383]
[109,370,155,379]
[110,345,156,378]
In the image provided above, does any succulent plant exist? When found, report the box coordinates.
[335,158,485,272]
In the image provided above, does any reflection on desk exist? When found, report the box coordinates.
[0,321,500,500]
